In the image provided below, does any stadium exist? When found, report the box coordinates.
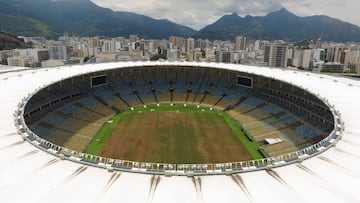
[1,61,360,202]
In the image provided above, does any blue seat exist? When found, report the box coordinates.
[296,125,319,138]
[263,104,282,114]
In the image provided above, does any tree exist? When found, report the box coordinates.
[1,58,8,65]
[83,56,90,63]
[150,48,167,61]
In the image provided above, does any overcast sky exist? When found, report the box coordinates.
[91,0,360,30]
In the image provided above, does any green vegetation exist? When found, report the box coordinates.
[344,70,358,74]
[195,8,360,41]
[1,0,360,41]
[1,58,7,65]
[150,48,167,61]
[84,113,124,155]
[320,69,344,73]
[0,31,30,50]
[0,0,195,38]
[294,40,310,49]
[83,56,90,63]
[0,14,56,38]
[64,59,81,65]
[222,114,264,159]
[85,105,208,155]
[85,104,263,163]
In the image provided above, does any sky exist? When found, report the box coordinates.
[91,0,360,30]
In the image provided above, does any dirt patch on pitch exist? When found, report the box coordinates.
[100,112,252,164]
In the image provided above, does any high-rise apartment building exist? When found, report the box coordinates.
[169,36,177,48]
[264,42,289,68]
[326,44,347,63]
[235,36,247,51]
[101,40,121,53]
[343,49,360,72]
[186,38,195,53]
[293,49,311,69]
[311,49,326,62]
[216,51,234,63]
[196,39,206,49]
[48,45,73,60]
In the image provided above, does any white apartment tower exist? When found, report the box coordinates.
[186,38,195,53]
[293,49,312,69]
[102,40,116,53]
[48,45,72,60]
[235,36,247,51]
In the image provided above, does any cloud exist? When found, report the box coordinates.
[91,0,282,29]
[282,0,360,26]
[91,0,360,30]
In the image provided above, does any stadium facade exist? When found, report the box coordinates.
[0,62,360,203]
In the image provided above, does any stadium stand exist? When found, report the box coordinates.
[24,66,334,157]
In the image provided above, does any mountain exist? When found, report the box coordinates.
[1,1,359,42]
[0,31,29,50]
[0,0,196,39]
[194,8,360,42]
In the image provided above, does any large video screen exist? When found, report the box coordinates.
[91,75,107,87]
[237,76,253,88]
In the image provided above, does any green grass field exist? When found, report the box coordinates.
[84,104,263,163]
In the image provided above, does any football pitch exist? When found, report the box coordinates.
[84,104,263,164]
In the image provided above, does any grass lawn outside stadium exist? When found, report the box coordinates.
[84,104,264,164]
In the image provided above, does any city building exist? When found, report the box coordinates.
[41,59,65,68]
[148,41,155,54]
[7,56,26,67]
[321,62,344,73]
[293,49,312,69]
[311,49,326,62]
[2,34,360,73]
[195,39,207,49]
[254,40,267,52]
[264,42,289,68]
[0,50,19,64]
[4,49,49,67]
[204,48,216,62]
[235,36,247,51]
[48,45,73,60]
[101,40,115,53]
[326,44,347,63]
[186,38,195,53]
[216,51,234,63]
[343,49,360,72]
[17,48,49,63]
[309,49,326,71]
[234,51,248,64]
